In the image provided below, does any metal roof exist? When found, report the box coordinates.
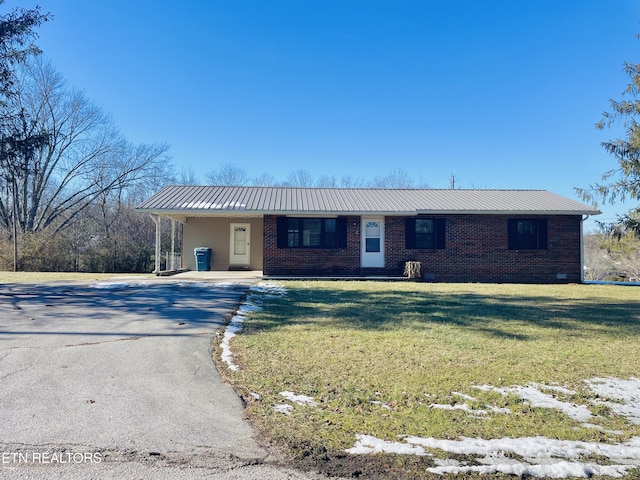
[136,185,600,216]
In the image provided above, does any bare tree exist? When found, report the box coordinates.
[317,174,337,187]
[583,233,616,280]
[206,163,249,185]
[177,166,200,186]
[0,59,169,234]
[370,168,415,188]
[284,168,315,187]
[252,172,278,186]
[339,175,367,188]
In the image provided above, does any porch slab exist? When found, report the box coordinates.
[263,275,410,281]
[167,270,264,281]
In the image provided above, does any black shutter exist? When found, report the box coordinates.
[435,218,446,249]
[405,218,416,249]
[337,217,348,248]
[277,217,288,249]
[538,219,548,249]
[507,219,518,250]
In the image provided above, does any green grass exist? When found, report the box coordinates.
[220,281,640,478]
[0,271,153,283]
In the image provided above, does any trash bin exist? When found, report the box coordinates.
[194,247,212,271]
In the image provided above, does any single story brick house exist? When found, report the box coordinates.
[136,185,600,283]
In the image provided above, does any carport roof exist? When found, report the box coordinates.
[136,185,600,216]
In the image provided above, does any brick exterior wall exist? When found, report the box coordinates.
[264,215,362,276]
[263,214,584,283]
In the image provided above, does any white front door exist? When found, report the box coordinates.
[229,223,250,266]
[361,217,384,268]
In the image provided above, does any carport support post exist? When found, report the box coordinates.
[171,220,176,270]
[151,214,161,274]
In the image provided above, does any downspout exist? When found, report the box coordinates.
[580,215,589,283]
[151,214,161,274]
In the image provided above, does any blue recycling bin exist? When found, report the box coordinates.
[194,247,212,271]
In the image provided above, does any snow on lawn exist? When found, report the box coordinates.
[220,282,286,371]
[273,391,320,415]
[586,377,640,426]
[346,378,640,478]
[479,384,593,423]
[279,391,318,407]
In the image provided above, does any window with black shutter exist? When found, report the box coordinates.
[405,218,446,249]
[508,219,548,250]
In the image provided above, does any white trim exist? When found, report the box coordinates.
[229,223,251,266]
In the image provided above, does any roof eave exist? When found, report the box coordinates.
[415,209,602,216]
[135,208,419,216]
[136,208,601,216]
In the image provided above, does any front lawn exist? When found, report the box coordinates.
[219,281,640,479]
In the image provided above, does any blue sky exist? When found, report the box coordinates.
[17,0,640,229]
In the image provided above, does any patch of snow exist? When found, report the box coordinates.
[347,378,640,477]
[475,378,640,427]
[427,461,635,478]
[345,434,428,456]
[250,282,288,297]
[452,391,477,402]
[220,281,286,371]
[346,434,640,478]
[279,391,318,406]
[405,435,640,463]
[273,404,293,415]
[486,405,512,414]
[429,403,476,413]
[429,401,510,417]
[580,423,624,435]
[220,314,244,371]
[532,383,577,396]
[483,384,592,423]
[474,384,506,394]
[371,400,392,410]
[180,200,246,209]
[585,377,640,425]
[432,457,463,468]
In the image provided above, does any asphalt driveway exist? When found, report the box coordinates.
[0,277,318,479]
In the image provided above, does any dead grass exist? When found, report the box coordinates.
[220,281,640,478]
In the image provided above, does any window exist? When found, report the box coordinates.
[365,221,381,252]
[405,218,445,249]
[415,218,435,249]
[508,219,548,250]
[277,217,345,248]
